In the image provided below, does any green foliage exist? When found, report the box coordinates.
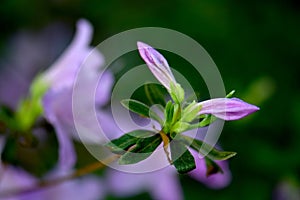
[121,99,151,118]
[105,130,156,154]
[170,140,196,174]
[14,75,50,132]
[181,101,202,123]
[170,82,185,104]
[118,134,162,165]
[121,99,163,125]
[180,135,237,161]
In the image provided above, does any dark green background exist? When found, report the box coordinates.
[1,0,300,199]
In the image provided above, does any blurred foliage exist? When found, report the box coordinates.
[1,0,300,199]
[1,120,58,177]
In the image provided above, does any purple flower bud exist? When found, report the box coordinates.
[137,41,176,91]
[198,98,259,121]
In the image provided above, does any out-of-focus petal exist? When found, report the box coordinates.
[0,137,39,200]
[43,69,114,129]
[94,71,114,106]
[188,149,232,189]
[148,167,183,200]
[198,98,259,121]
[42,88,76,170]
[0,165,41,200]
[43,88,73,129]
[0,165,104,200]
[40,170,105,200]
[52,121,77,170]
[42,19,104,91]
[42,176,104,200]
[43,71,117,166]
[106,167,183,200]
[0,137,104,200]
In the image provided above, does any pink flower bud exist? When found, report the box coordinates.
[198,98,259,121]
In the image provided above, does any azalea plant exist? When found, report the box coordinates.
[106,41,259,174]
[0,19,259,199]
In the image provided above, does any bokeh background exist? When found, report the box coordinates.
[1,0,300,199]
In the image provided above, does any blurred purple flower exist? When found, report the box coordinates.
[42,75,114,170]
[0,22,71,109]
[198,97,260,121]
[41,19,104,91]
[0,137,105,200]
[0,19,107,200]
[40,19,115,170]
[106,167,182,200]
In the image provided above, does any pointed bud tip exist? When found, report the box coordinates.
[198,97,260,121]
[253,105,260,111]
[136,41,178,93]
[137,41,155,65]
[137,41,151,50]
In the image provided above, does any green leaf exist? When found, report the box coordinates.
[171,104,181,125]
[181,101,202,123]
[170,140,196,174]
[163,101,174,133]
[170,82,185,104]
[118,134,162,165]
[144,83,167,106]
[165,101,174,124]
[205,157,223,176]
[105,130,155,154]
[225,90,236,98]
[121,99,151,118]
[171,121,190,134]
[185,115,216,131]
[180,135,237,161]
[121,99,163,124]
[198,115,215,127]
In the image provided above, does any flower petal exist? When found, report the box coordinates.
[189,149,232,189]
[43,89,76,170]
[198,98,259,121]
[0,165,105,200]
[42,19,103,91]
[137,41,176,91]
[106,167,183,200]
